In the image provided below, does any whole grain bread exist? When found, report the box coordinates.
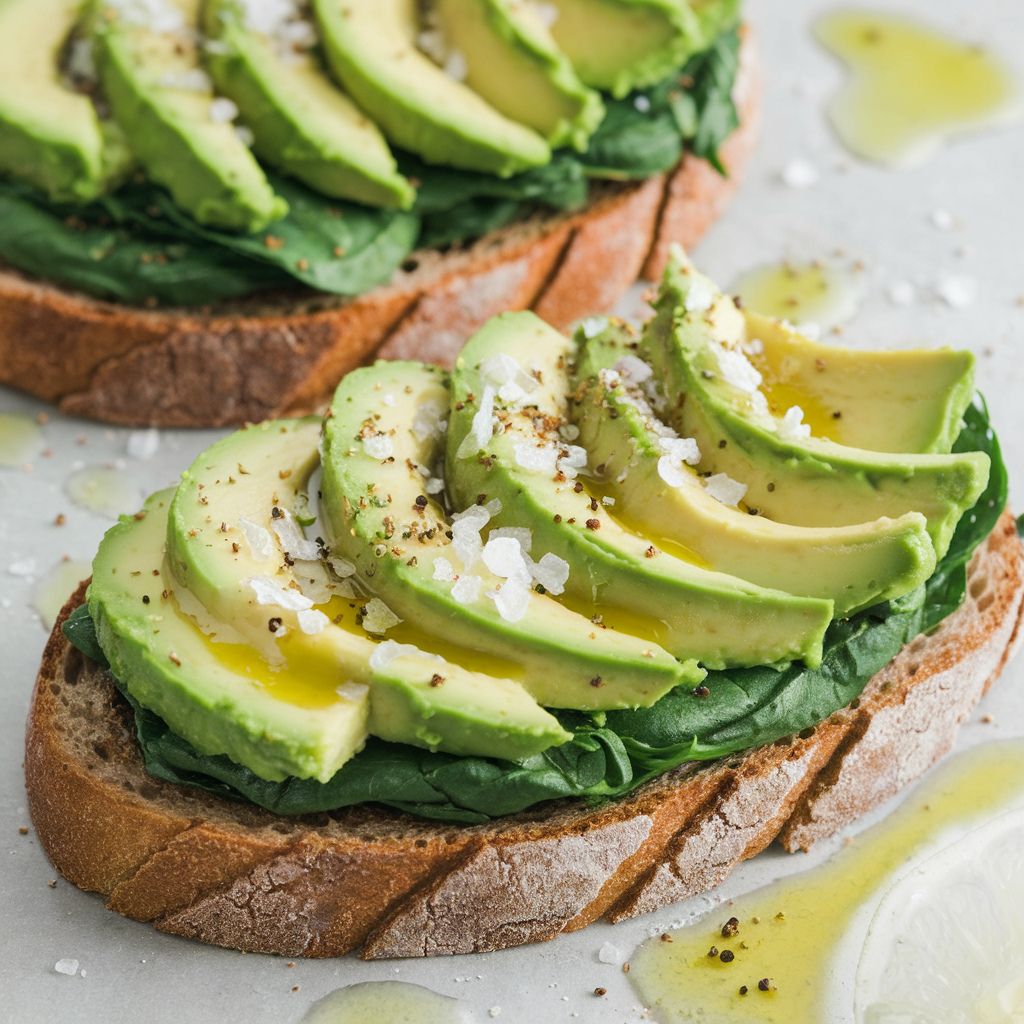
[0,33,759,429]
[24,513,1023,959]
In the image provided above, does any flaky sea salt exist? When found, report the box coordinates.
[271,511,320,561]
[714,345,762,393]
[614,355,653,385]
[490,576,530,622]
[703,473,747,506]
[362,597,401,634]
[482,537,532,584]
[514,441,558,476]
[297,608,329,635]
[683,276,716,313]
[126,428,160,460]
[209,96,240,123]
[457,386,496,458]
[481,353,537,405]
[451,574,483,604]
[54,959,79,977]
[530,552,569,595]
[329,555,357,578]
[777,405,811,441]
[369,639,419,671]
[578,316,608,339]
[597,941,623,965]
[432,555,457,582]
[362,433,394,459]
[239,517,275,560]
[248,576,313,611]
[412,399,447,441]
[336,681,369,702]
[781,157,820,188]
[936,274,977,309]
[490,527,532,554]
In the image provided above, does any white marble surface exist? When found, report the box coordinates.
[2,0,1023,1019]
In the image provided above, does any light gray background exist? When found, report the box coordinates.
[2,1,1023,1020]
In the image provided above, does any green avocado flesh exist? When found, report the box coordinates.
[76,247,1001,820]
[445,311,835,671]
[321,360,697,710]
[0,0,132,202]
[572,323,937,615]
[642,249,989,561]
[0,5,742,304]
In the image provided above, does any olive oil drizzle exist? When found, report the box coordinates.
[629,741,1024,1023]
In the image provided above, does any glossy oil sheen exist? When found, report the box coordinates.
[732,262,860,333]
[65,465,143,519]
[302,981,473,1024]
[629,741,1024,1023]
[0,412,42,466]
[33,559,92,629]
[816,10,1020,166]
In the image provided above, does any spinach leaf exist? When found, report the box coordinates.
[62,603,108,668]
[0,182,286,306]
[62,400,1007,824]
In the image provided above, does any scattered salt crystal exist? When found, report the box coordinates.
[683,276,716,313]
[930,208,955,230]
[936,274,977,309]
[444,49,468,81]
[614,355,653,384]
[412,399,447,441]
[557,444,589,478]
[54,959,79,977]
[482,537,532,584]
[633,94,651,113]
[481,354,537,405]
[433,556,457,582]
[336,681,369,702]
[714,345,762,393]
[579,316,609,339]
[660,436,701,465]
[248,576,313,611]
[234,125,255,147]
[750,391,770,417]
[485,497,502,517]
[451,574,483,604]
[530,552,569,595]
[457,386,496,458]
[370,639,420,671]
[425,476,445,495]
[362,433,394,459]
[601,495,615,506]
[490,527,532,554]
[796,321,821,341]
[271,512,320,561]
[745,337,765,355]
[158,68,212,92]
[239,517,275,560]
[781,158,819,188]
[209,96,240,123]
[559,423,580,442]
[297,608,329,635]
[514,441,558,476]
[126,428,159,460]
[704,473,747,506]
[490,576,530,623]
[777,405,812,441]
[329,555,356,578]
[597,941,623,965]
[887,280,916,306]
[362,597,401,634]
[7,557,36,578]
[489,1008,502,1019]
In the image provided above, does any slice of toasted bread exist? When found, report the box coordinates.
[24,513,1023,959]
[0,32,759,429]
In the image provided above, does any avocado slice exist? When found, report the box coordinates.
[0,0,132,201]
[573,321,937,616]
[90,0,287,231]
[445,312,835,671]
[166,418,568,766]
[312,0,550,176]
[740,309,976,455]
[202,0,415,209]
[320,360,697,710]
[89,490,371,783]
[432,0,604,150]
[543,0,701,98]
[642,248,990,560]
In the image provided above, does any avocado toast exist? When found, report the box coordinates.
[0,0,758,427]
[25,249,1024,958]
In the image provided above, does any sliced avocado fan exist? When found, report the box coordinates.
[161,417,566,777]
[312,0,551,176]
[89,0,287,231]
[202,0,415,209]
[572,321,937,616]
[0,0,132,202]
[432,0,605,150]
[542,0,702,98]
[445,311,834,671]
[320,360,697,710]
[640,247,990,560]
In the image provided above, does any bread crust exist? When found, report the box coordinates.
[25,514,1023,959]
[0,33,759,428]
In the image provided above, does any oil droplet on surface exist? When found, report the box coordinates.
[32,559,92,629]
[628,741,1024,1023]
[816,9,1021,167]
[302,982,474,1024]
[731,261,861,333]
[0,413,43,467]
[65,465,143,519]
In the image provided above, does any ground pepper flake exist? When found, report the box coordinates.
[594,988,607,997]
[719,949,735,963]
[721,917,740,938]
